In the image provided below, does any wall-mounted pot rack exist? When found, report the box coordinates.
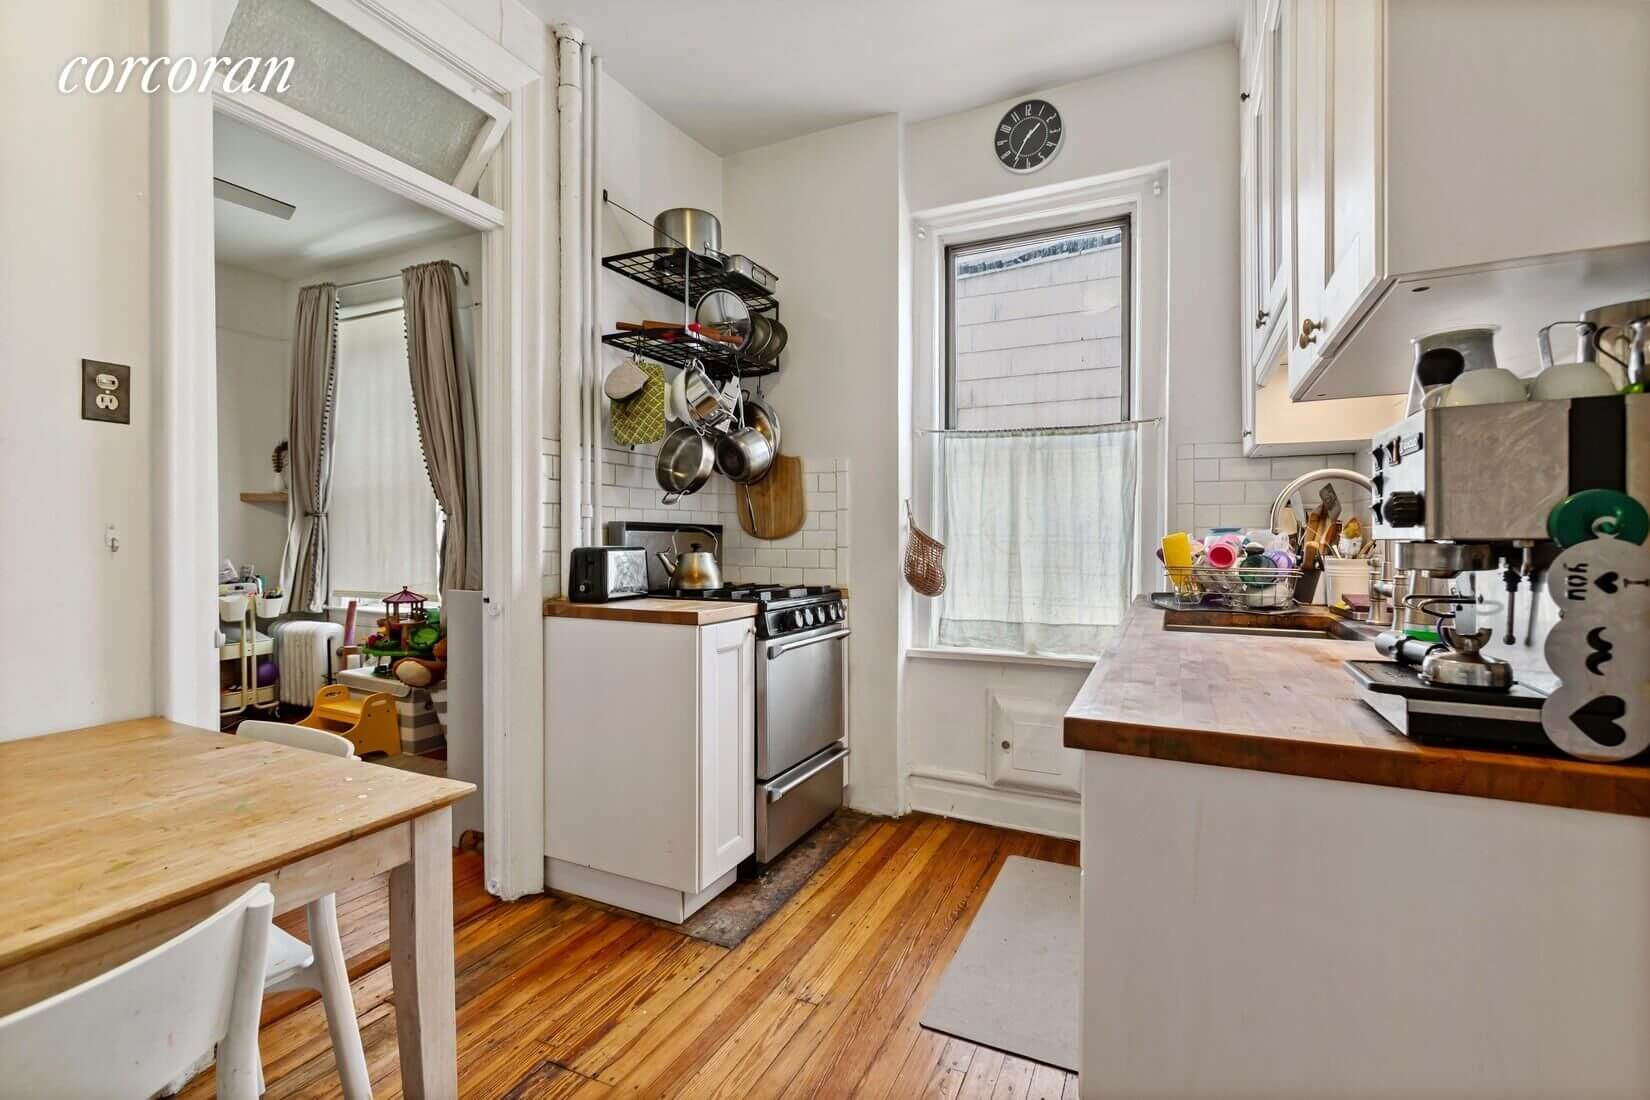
[600,193,781,379]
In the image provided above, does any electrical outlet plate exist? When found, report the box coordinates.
[81,359,131,424]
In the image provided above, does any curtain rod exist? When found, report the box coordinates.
[332,260,470,293]
[338,301,483,323]
[918,416,1162,436]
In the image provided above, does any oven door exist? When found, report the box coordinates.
[756,624,849,780]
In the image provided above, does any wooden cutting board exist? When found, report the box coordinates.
[736,454,806,540]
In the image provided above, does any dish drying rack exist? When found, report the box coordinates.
[1163,564,1303,611]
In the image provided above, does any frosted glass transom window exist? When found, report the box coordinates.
[220,0,491,184]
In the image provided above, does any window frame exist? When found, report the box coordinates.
[943,214,1133,432]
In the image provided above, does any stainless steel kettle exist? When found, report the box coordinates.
[657,529,722,590]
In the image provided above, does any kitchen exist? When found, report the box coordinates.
[4,0,1649,1096]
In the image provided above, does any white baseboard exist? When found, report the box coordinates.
[905,769,1080,840]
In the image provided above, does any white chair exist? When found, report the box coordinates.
[0,883,274,1100]
[237,720,373,1099]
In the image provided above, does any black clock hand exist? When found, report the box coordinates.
[1014,120,1045,158]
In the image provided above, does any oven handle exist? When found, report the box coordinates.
[767,744,851,801]
[765,627,851,660]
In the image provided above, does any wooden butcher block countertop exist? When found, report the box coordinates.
[1064,599,1650,818]
[544,598,757,626]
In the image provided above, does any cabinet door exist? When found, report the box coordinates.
[697,619,755,889]
[1290,0,1383,395]
[1257,0,1290,359]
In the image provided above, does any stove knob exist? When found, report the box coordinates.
[789,610,806,629]
[831,605,844,622]
[1384,490,1425,528]
[804,608,818,626]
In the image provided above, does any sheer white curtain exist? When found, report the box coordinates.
[938,426,1138,657]
[329,304,441,600]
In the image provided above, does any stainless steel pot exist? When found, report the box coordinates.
[654,425,715,504]
[653,208,721,254]
[716,424,775,484]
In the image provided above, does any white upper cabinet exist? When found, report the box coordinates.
[1288,0,1382,394]
[1282,0,1650,401]
[1241,0,1289,380]
[1241,0,1405,454]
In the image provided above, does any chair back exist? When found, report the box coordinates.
[0,883,274,1099]
[238,719,356,760]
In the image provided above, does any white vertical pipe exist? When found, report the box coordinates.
[588,55,605,531]
[555,24,585,562]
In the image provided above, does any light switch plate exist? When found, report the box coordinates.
[81,359,131,424]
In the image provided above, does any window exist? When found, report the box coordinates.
[936,218,1137,658]
[946,219,1130,430]
[329,303,442,602]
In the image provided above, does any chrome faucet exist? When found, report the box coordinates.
[1268,468,1375,533]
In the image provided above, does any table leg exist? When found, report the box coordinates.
[389,806,457,1099]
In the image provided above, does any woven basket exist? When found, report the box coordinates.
[903,501,946,597]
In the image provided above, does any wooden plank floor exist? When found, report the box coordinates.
[182,813,1079,1099]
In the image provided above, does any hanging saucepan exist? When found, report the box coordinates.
[655,425,716,504]
[713,389,775,484]
[741,392,783,454]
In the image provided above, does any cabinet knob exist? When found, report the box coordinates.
[1254,308,1270,330]
[1298,317,1325,348]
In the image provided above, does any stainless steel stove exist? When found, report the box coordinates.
[661,583,850,862]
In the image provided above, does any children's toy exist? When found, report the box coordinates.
[298,684,400,757]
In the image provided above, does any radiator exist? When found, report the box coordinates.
[270,619,343,707]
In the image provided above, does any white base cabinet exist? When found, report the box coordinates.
[544,615,756,922]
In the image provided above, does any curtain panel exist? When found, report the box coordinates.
[938,426,1138,657]
[330,307,442,598]
[279,284,339,614]
[402,262,482,594]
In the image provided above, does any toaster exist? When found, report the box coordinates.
[568,546,649,603]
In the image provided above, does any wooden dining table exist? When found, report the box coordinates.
[0,717,476,1098]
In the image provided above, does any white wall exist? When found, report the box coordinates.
[215,264,290,578]
[898,43,1239,832]
[723,115,905,815]
[0,4,153,740]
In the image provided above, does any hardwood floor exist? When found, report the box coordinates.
[181,813,1079,1099]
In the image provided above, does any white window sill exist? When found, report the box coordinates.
[905,646,1095,671]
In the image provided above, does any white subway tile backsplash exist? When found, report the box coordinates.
[1193,442,1243,458]
[1218,457,1274,481]
[1193,480,1246,505]
[1220,505,1270,528]
[770,567,803,585]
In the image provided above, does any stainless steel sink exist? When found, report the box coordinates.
[1161,607,1380,641]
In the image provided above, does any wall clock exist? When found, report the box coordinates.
[995,99,1063,173]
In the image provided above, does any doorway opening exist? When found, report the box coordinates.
[211,109,484,834]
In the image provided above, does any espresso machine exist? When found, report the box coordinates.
[1349,392,1650,749]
